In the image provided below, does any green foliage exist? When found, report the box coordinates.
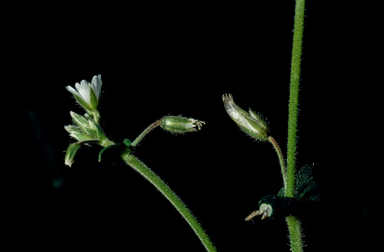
[277,164,320,202]
[259,164,321,220]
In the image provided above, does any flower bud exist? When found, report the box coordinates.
[64,142,81,167]
[160,116,205,133]
[66,112,107,143]
[222,93,269,141]
[70,111,98,137]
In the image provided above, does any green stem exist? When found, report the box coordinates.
[131,120,161,147]
[286,0,305,251]
[121,152,217,252]
[268,136,287,193]
[286,216,303,252]
[287,0,305,198]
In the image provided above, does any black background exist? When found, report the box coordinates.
[7,1,381,251]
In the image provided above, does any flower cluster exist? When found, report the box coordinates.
[65,111,106,142]
[64,75,110,166]
[64,74,206,167]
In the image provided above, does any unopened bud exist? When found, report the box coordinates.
[68,111,107,142]
[64,142,81,167]
[70,112,97,136]
[160,116,205,134]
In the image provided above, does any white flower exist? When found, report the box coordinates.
[66,74,102,111]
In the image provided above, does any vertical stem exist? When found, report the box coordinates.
[286,216,303,252]
[287,0,305,198]
[286,0,305,252]
[285,0,305,252]
[268,136,287,193]
[131,120,161,147]
[121,152,217,252]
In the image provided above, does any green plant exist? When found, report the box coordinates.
[64,75,216,252]
[222,1,319,251]
[63,1,316,251]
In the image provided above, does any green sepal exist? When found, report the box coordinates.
[86,119,101,138]
[249,109,269,132]
[70,111,99,138]
[64,125,83,135]
[70,112,91,134]
[84,111,101,124]
[239,122,268,141]
[64,142,81,167]
[92,121,106,141]
[69,132,97,142]
[72,93,93,111]
[89,86,99,110]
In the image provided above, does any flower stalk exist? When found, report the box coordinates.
[131,120,161,147]
[268,136,287,193]
[121,151,217,252]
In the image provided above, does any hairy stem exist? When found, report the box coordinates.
[287,0,305,198]
[131,120,161,147]
[268,136,287,193]
[286,216,303,252]
[121,152,217,252]
[286,0,305,251]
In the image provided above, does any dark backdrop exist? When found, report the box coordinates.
[8,1,380,251]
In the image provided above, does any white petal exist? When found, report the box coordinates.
[91,74,102,99]
[66,86,80,97]
[75,82,82,91]
[77,80,91,103]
